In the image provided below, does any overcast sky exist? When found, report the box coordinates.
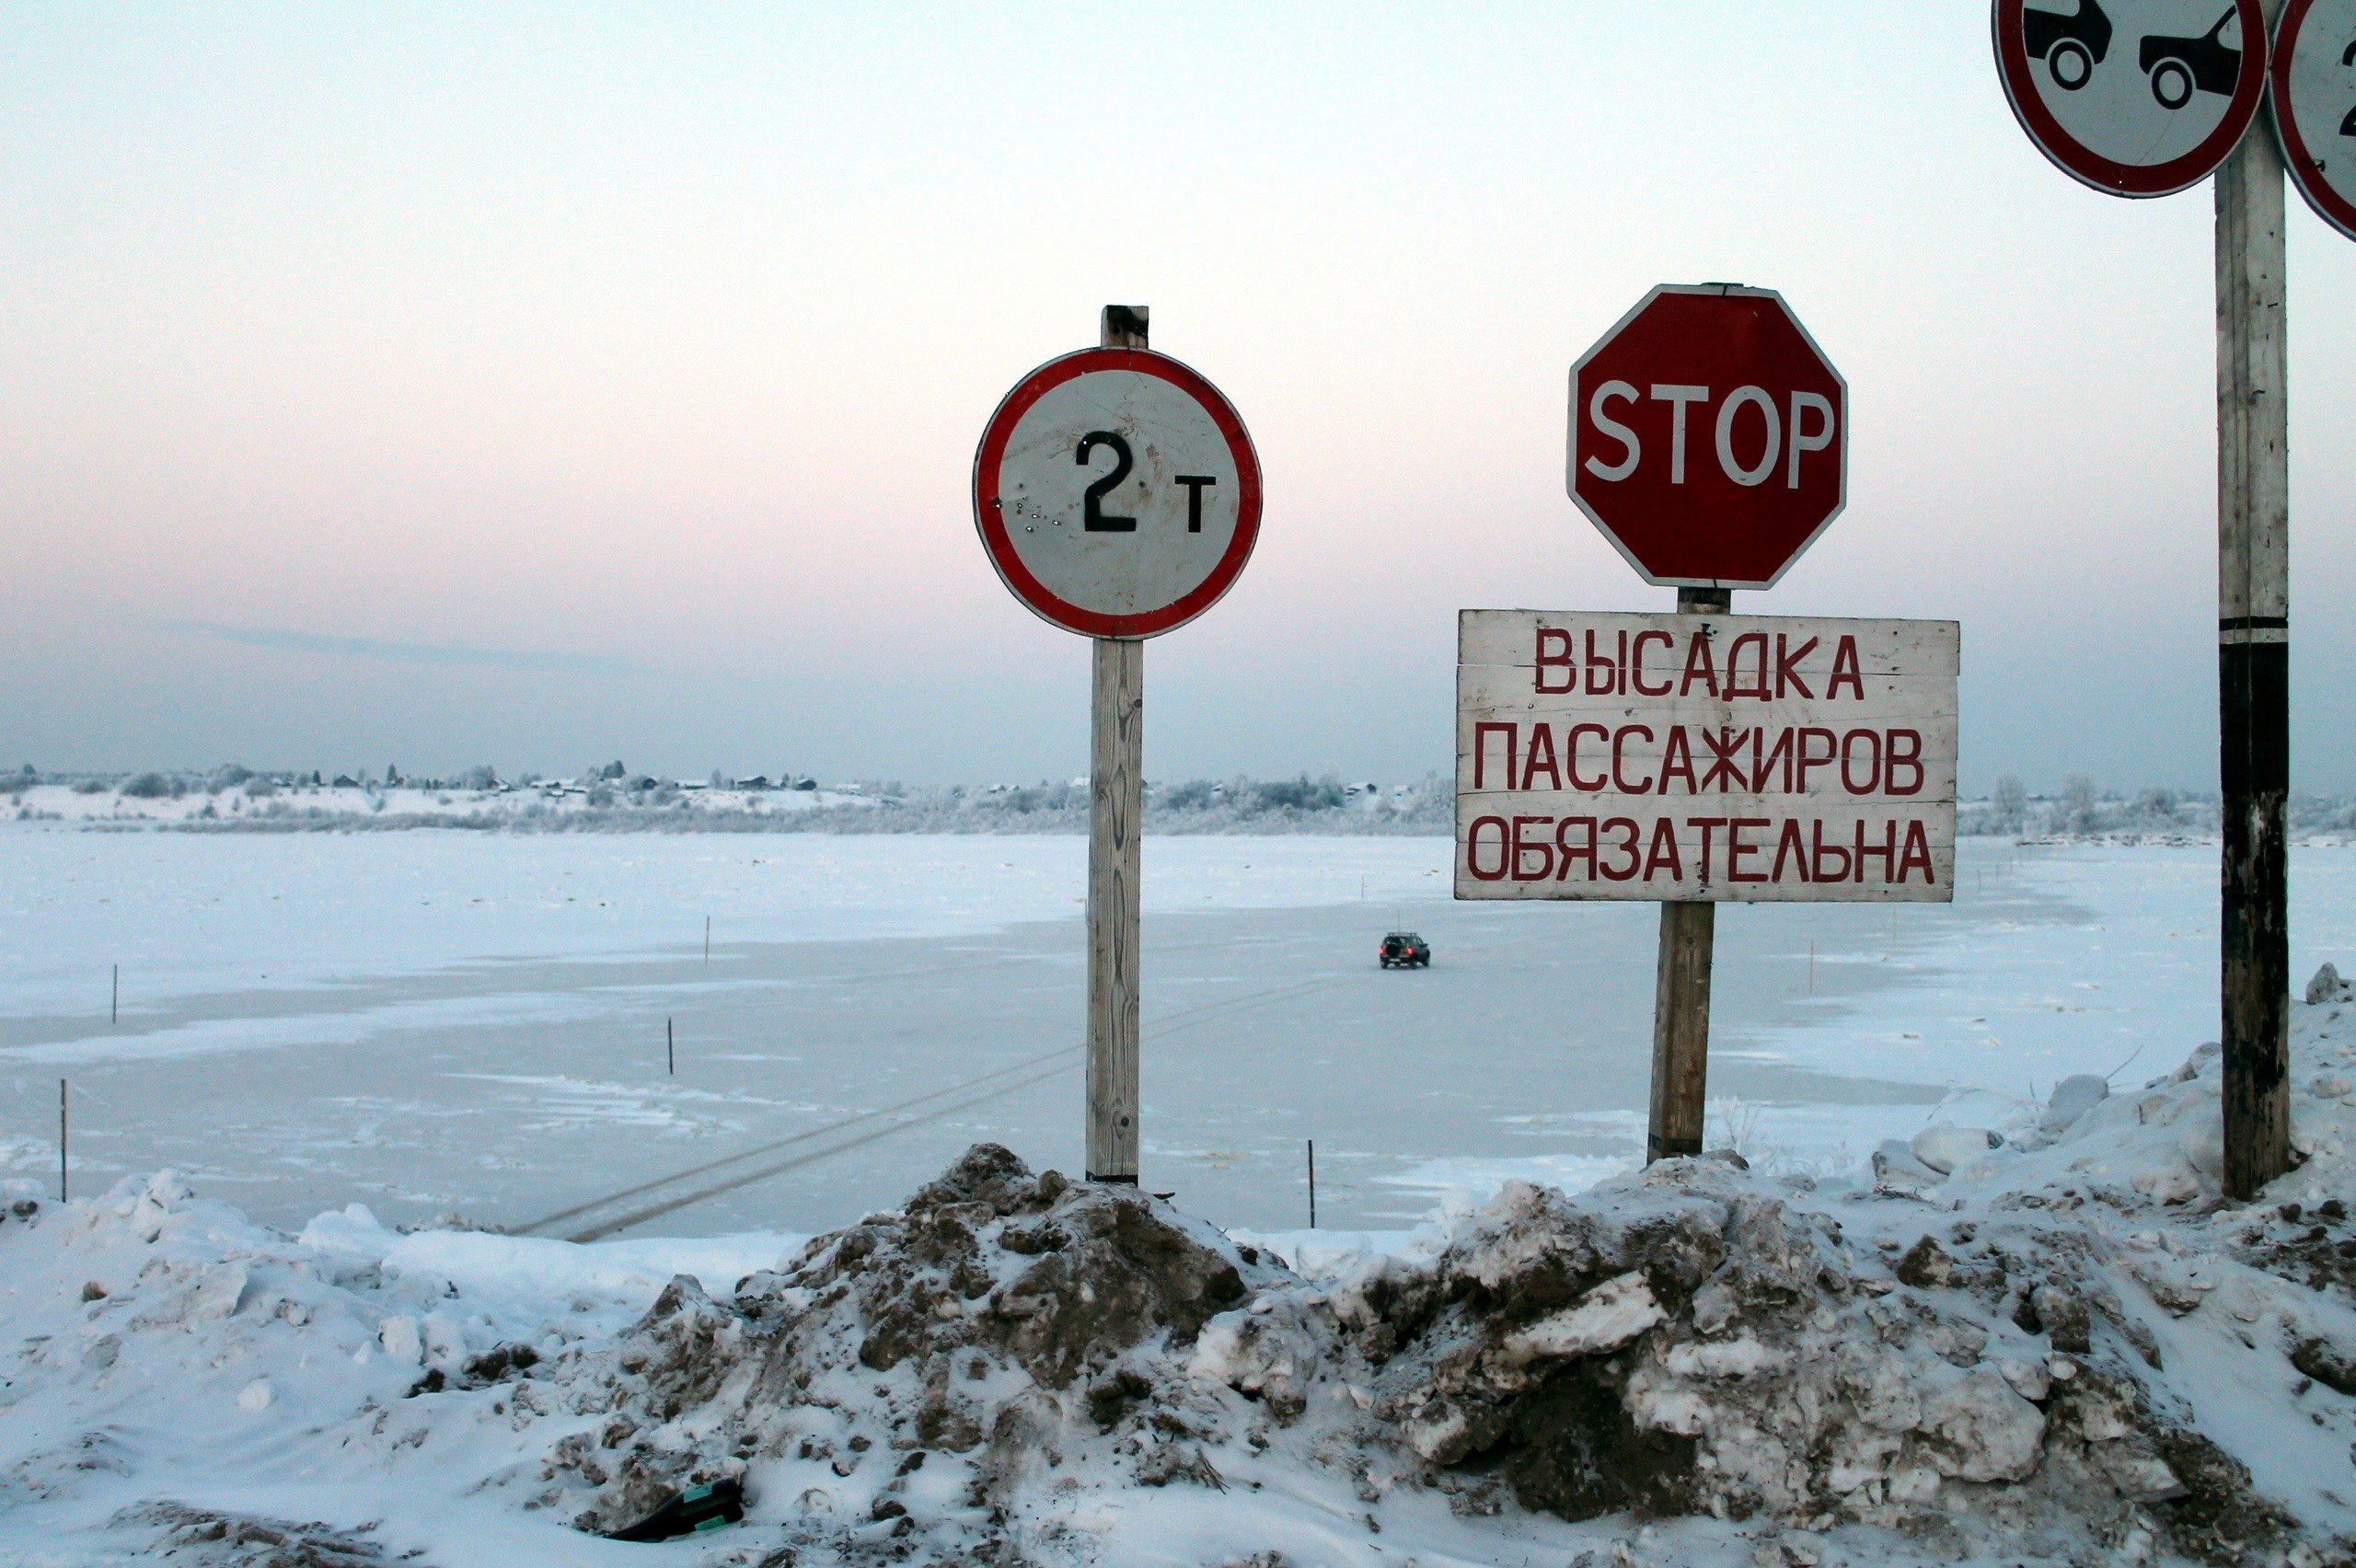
[4,4,2351,792]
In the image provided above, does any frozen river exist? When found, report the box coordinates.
[4,827,2355,1238]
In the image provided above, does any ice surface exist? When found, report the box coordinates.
[0,825,1452,1018]
[9,836,2356,1243]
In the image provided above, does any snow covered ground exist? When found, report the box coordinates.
[4,829,2356,1562]
[0,828,1449,1021]
[6,1009,2356,1565]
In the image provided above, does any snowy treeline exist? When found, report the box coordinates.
[0,766,1452,836]
[783,775,1453,836]
[1959,774,2356,840]
[17,762,2356,840]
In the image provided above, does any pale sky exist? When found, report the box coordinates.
[4,4,2351,792]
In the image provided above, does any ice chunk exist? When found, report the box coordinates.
[1910,1125,2003,1175]
[1496,1271,1662,1366]
[2179,1115,2224,1179]
[298,1202,389,1253]
[2039,1074,2109,1136]
[1662,1335,1785,1379]
[1871,1140,1943,1190]
[1915,1366,2046,1482]
[191,1264,248,1322]
[2308,963,2345,1005]
[378,1316,422,1365]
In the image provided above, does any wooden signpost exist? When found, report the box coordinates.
[973,307,1263,1183]
[1992,0,2345,1199]
[1458,283,1958,1163]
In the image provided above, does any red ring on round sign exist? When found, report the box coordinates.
[1992,0,2269,198]
[2272,0,2356,241]
[972,347,1263,640]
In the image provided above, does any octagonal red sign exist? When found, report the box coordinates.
[1567,284,1847,591]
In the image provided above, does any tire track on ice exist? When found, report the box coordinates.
[529,973,1346,1240]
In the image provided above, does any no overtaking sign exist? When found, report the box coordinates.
[1992,0,2269,196]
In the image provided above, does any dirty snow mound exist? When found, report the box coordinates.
[518,1119,2344,1563]
[531,1143,1288,1558]
[12,982,2356,1564]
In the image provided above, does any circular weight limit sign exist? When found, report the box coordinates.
[1993,0,2269,196]
[974,348,1262,639]
[2275,0,2356,240]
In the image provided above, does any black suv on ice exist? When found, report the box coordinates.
[1379,931,1431,969]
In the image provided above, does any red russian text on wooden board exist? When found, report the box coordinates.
[1455,610,1960,904]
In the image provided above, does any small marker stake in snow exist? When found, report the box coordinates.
[667,1018,675,1076]
[1307,1139,1317,1228]
[58,1079,67,1204]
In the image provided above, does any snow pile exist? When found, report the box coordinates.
[10,986,2356,1563]
[0,1176,794,1563]
[1322,1164,2292,1560]
[525,1144,1291,1555]
[502,984,2356,1562]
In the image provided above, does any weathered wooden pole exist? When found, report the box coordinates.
[1647,584,1730,1162]
[2216,48,2291,1202]
[1086,305,1148,1184]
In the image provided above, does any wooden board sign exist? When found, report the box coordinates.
[1455,610,1959,903]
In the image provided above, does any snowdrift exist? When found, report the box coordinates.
[9,988,2356,1565]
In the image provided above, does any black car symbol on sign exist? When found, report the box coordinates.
[2024,0,2113,91]
[2343,39,2355,141]
[2139,8,2242,110]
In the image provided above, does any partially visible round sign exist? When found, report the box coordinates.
[2273,0,2356,240]
[973,349,1262,640]
[1993,0,2270,196]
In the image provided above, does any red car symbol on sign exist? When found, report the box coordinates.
[1566,284,1847,591]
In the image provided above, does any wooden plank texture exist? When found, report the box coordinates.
[2214,82,2292,1199]
[1651,901,1714,1159]
[1461,609,1958,675]
[1457,610,1958,904]
[1087,633,1143,1181]
[1085,304,1149,1184]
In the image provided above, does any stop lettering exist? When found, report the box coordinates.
[1567,284,1847,590]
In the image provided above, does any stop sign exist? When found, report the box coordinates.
[1567,284,1847,590]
